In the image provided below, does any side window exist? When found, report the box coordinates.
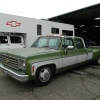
[62,38,73,48]
[75,38,84,48]
[37,24,42,35]
[62,30,73,36]
[51,28,59,34]
[10,36,21,43]
[0,36,8,43]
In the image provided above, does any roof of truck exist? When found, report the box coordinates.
[41,35,82,39]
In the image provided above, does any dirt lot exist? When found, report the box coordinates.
[0,63,100,100]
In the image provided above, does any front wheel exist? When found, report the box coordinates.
[34,66,54,86]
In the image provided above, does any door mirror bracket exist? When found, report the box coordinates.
[64,48,68,53]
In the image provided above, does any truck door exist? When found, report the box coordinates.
[75,38,87,63]
[9,36,24,49]
[62,38,77,68]
[0,36,9,51]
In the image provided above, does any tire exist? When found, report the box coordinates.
[97,55,100,65]
[34,65,54,86]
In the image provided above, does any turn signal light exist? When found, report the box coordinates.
[32,66,34,73]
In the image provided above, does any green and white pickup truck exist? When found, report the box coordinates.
[0,35,100,86]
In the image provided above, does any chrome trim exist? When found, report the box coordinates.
[0,64,29,82]
[0,54,26,70]
[0,54,19,70]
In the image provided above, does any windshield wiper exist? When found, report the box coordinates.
[31,44,38,47]
[42,45,49,48]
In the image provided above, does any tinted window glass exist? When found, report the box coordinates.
[37,24,42,35]
[62,30,73,36]
[0,36,8,43]
[51,28,59,34]
[75,39,84,48]
[62,38,73,49]
[10,36,21,43]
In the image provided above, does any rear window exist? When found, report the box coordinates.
[0,36,8,43]
[10,36,21,43]
[75,38,84,48]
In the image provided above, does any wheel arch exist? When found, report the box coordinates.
[35,63,57,75]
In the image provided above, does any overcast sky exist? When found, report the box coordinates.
[0,0,99,19]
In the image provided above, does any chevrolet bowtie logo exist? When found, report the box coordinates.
[6,59,9,63]
[6,21,21,27]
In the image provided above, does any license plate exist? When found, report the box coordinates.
[3,70,8,74]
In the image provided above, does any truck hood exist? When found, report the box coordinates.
[2,48,57,58]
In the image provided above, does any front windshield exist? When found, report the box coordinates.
[31,36,62,50]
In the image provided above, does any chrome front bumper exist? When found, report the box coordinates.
[0,64,29,82]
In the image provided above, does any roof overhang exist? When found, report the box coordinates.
[48,3,100,43]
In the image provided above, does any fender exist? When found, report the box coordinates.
[31,58,62,76]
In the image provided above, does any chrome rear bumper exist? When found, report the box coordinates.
[0,64,29,82]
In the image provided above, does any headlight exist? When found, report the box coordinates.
[22,61,25,67]
[19,59,26,70]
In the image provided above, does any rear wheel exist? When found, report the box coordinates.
[35,66,54,86]
[97,55,100,65]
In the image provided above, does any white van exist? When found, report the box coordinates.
[0,34,24,51]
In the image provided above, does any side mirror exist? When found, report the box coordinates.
[67,45,74,50]
[64,46,74,53]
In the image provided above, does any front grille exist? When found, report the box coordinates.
[0,54,19,70]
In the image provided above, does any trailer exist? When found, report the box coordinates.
[0,13,74,51]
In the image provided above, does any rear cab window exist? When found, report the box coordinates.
[75,38,84,48]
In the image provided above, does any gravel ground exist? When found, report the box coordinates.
[0,63,100,100]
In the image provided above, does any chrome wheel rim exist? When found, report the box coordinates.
[39,67,51,82]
